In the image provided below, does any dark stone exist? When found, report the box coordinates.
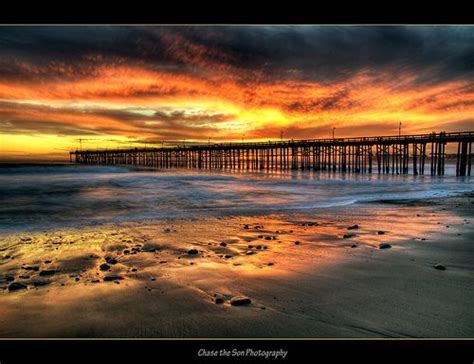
[99,264,110,271]
[187,249,199,255]
[215,297,225,304]
[347,224,359,230]
[230,296,252,306]
[434,264,446,271]
[243,225,250,229]
[22,266,39,271]
[33,280,50,287]
[6,276,14,282]
[256,245,263,250]
[294,241,301,245]
[379,243,392,249]
[224,254,233,259]
[105,257,118,265]
[123,250,130,254]
[8,282,27,291]
[143,247,157,253]
[131,268,138,272]
[377,231,385,235]
[103,275,124,282]
[351,244,358,248]
[39,270,56,277]
[343,233,357,239]
[91,279,100,283]
[220,242,227,247]
[19,275,30,279]
[159,260,167,264]
[267,262,274,266]
[248,245,254,249]
[75,277,80,282]
[44,260,52,264]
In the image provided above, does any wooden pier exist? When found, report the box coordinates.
[70,131,473,176]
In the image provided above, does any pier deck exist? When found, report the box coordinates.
[70,131,474,176]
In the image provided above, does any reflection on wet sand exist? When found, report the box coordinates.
[1,194,473,337]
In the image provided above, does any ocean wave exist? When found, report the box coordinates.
[0,164,472,233]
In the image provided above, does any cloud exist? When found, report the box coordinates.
[1,26,473,85]
[0,26,473,160]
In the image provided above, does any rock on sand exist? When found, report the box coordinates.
[230,296,252,306]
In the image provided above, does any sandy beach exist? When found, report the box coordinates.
[1,192,473,338]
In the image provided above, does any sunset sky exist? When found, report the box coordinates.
[0,26,473,161]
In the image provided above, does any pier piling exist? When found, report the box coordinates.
[71,131,473,176]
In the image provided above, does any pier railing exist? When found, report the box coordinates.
[70,131,473,176]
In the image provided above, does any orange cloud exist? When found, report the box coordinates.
[0,62,473,160]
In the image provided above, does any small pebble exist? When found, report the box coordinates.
[343,233,357,239]
[99,264,110,271]
[230,296,252,306]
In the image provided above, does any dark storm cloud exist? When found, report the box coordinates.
[0,26,473,84]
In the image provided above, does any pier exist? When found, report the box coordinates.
[70,131,473,176]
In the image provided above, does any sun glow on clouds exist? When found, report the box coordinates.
[0,26,473,160]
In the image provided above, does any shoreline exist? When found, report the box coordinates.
[0,193,473,338]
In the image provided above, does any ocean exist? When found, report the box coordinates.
[0,163,472,234]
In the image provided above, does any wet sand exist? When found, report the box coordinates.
[0,193,473,337]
